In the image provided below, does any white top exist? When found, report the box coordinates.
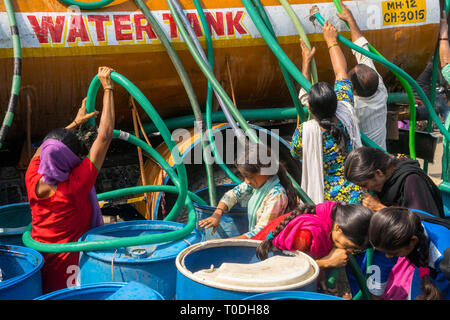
[351,36,388,150]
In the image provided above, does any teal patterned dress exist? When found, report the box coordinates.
[291,79,364,204]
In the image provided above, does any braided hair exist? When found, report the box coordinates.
[256,203,315,260]
[256,202,373,260]
[308,81,350,156]
[368,207,443,300]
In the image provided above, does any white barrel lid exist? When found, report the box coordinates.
[176,239,319,293]
[193,254,314,288]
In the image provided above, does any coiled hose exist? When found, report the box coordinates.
[23,71,199,252]
[0,0,21,149]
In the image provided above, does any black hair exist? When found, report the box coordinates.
[256,202,373,260]
[344,146,399,184]
[348,64,379,98]
[368,207,443,300]
[235,141,297,212]
[43,128,89,158]
[308,82,350,155]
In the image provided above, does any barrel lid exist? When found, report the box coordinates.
[79,221,203,263]
[193,254,314,288]
[176,239,319,293]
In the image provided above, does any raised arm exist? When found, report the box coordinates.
[300,39,316,83]
[87,66,115,170]
[323,20,348,80]
[440,10,450,68]
[336,0,363,42]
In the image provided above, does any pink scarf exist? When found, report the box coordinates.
[382,256,415,300]
[272,201,336,259]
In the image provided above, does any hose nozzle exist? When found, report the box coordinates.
[309,6,320,25]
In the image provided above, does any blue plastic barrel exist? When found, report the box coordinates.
[176,239,319,300]
[242,291,345,300]
[78,220,203,300]
[35,281,164,300]
[0,245,43,300]
[194,184,248,240]
[0,203,32,246]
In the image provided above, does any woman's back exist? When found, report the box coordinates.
[291,79,364,204]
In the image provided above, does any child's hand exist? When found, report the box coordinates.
[198,211,222,234]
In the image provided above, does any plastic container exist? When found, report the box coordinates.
[194,184,249,239]
[242,290,345,300]
[0,245,43,300]
[0,203,32,246]
[176,239,319,300]
[78,220,203,300]
[35,281,164,300]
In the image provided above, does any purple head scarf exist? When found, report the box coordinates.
[37,138,104,229]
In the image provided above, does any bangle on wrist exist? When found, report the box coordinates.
[440,37,448,40]
[104,87,113,91]
[73,119,79,126]
[328,43,339,50]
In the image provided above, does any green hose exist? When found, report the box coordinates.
[57,0,114,10]
[0,0,21,149]
[250,0,307,122]
[22,129,197,252]
[166,0,260,144]
[241,0,313,92]
[278,0,319,84]
[23,184,198,253]
[313,12,450,142]
[331,0,416,159]
[192,0,241,184]
[23,70,197,252]
[86,71,189,222]
[133,0,217,206]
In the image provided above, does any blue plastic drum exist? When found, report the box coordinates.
[242,291,345,300]
[0,245,43,300]
[176,239,319,300]
[194,184,248,240]
[35,281,164,300]
[78,220,203,300]
[0,203,32,246]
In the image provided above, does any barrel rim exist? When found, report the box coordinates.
[78,220,203,263]
[241,290,346,300]
[35,281,165,300]
[0,202,31,234]
[175,239,320,293]
[0,244,43,290]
